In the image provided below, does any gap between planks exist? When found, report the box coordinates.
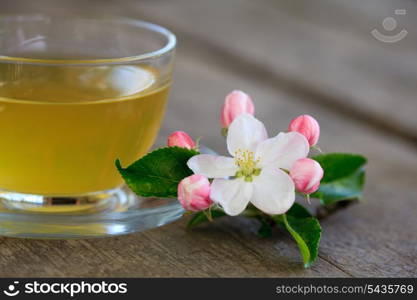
[155,26,417,149]
[127,0,417,149]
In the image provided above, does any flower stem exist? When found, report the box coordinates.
[203,208,213,222]
[311,145,323,153]
[221,127,228,137]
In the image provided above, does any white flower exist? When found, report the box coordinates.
[187,114,310,216]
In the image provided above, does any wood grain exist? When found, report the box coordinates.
[130,0,417,146]
[0,0,416,277]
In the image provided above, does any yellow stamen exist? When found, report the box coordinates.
[234,149,261,181]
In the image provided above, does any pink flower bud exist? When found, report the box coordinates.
[177,174,213,211]
[167,131,196,149]
[220,90,255,128]
[288,114,320,146]
[290,158,324,195]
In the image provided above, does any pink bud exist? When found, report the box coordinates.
[288,114,320,146]
[290,158,324,195]
[167,131,196,149]
[177,174,213,211]
[220,90,255,128]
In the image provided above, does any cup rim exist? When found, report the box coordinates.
[0,14,176,66]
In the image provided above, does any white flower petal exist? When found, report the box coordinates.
[250,167,295,215]
[210,178,253,216]
[255,131,309,170]
[187,154,238,178]
[227,114,268,156]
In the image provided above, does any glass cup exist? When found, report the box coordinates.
[0,15,179,236]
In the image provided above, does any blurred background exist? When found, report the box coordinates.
[0,0,416,277]
[1,0,416,153]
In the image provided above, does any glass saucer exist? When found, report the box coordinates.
[0,186,184,239]
[0,145,215,239]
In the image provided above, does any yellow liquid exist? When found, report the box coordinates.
[0,63,169,195]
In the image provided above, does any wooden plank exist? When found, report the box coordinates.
[0,47,416,277]
[126,0,417,145]
[0,0,348,277]
[0,217,348,277]
[5,0,417,141]
[163,51,417,277]
[0,0,416,277]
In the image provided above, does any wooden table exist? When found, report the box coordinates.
[0,0,416,277]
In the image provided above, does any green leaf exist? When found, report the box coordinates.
[274,204,321,268]
[282,214,321,268]
[256,217,273,238]
[313,169,365,205]
[312,153,367,205]
[285,202,312,218]
[187,208,227,229]
[313,153,367,183]
[116,147,199,198]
